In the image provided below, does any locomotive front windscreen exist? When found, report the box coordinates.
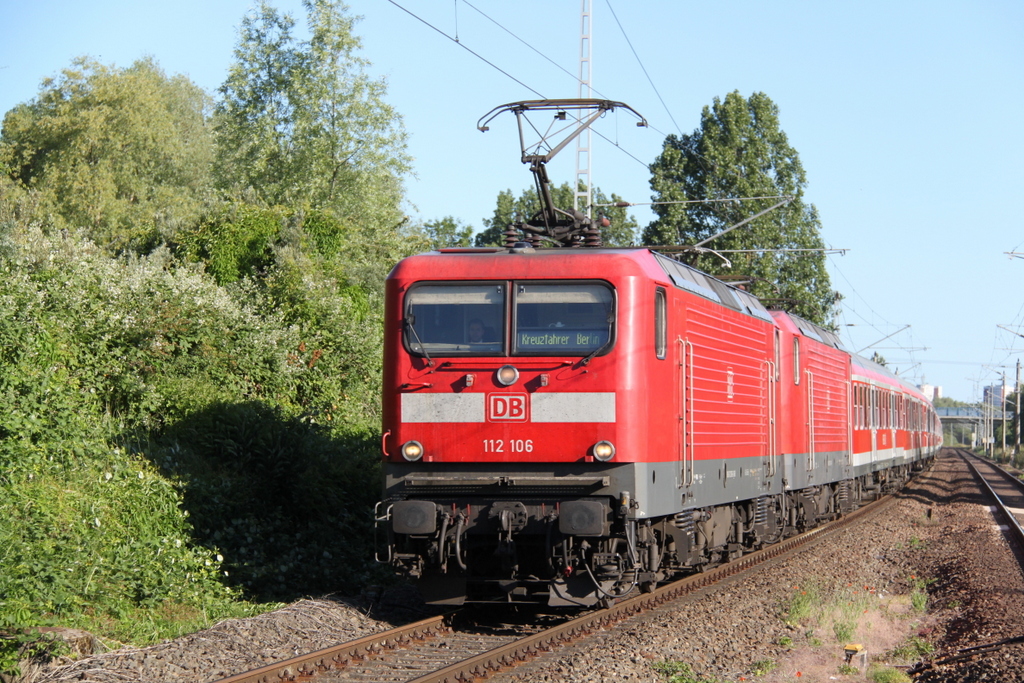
[403,280,614,357]
[513,282,613,355]
[404,283,506,355]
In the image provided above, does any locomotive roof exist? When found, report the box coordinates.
[394,246,773,315]
[391,246,931,404]
[389,245,668,282]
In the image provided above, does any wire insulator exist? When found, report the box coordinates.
[503,224,521,249]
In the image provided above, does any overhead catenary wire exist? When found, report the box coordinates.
[384,0,545,98]
[594,195,792,207]
[604,0,684,137]
[387,0,798,241]
[461,0,611,101]
[712,248,849,255]
[460,0,677,142]
[385,0,657,171]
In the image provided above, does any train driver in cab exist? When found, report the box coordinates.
[467,318,493,344]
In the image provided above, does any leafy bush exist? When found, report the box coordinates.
[177,203,287,284]
[0,225,394,644]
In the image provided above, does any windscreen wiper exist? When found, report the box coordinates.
[404,314,435,367]
[579,314,614,366]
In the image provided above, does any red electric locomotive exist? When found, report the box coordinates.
[375,245,940,606]
[374,100,941,606]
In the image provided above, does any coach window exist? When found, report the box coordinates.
[853,387,859,429]
[793,337,801,385]
[655,287,667,359]
[856,386,864,429]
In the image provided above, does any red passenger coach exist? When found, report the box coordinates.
[376,244,941,607]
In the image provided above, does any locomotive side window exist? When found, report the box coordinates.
[403,283,506,356]
[655,288,667,360]
[793,337,801,385]
[513,282,614,356]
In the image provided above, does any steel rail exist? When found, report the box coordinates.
[213,487,903,683]
[407,492,898,683]
[211,614,451,683]
[960,450,1024,551]
[907,449,1024,677]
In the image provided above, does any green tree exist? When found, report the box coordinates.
[419,216,473,249]
[214,0,409,228]
[644,91,839,326]
[0,57,214,249]
[933,396,973,409]
[475,183,638,247]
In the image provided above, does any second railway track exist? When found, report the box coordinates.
[958,448,1024,548]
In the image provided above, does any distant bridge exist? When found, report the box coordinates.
[936,407,1009,421]
[937,407,1014,450]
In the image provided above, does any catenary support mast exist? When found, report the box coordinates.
[574,0,592,215]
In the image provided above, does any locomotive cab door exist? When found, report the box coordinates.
[781,332,810,490]
[764,330,780,482]
[870,386,878,465]
[670,292,694,493]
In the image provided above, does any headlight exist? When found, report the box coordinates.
[496,365,519,386]
[593,440,616,461]
[401,440,424,461]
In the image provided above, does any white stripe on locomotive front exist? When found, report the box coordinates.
[530,392,615,422]
[400,392,616,423]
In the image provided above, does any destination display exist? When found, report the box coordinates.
[516,329,608,352]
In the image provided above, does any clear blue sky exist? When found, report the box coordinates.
[2,0,1022,402]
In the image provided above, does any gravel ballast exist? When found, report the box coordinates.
[24,450,1024,683]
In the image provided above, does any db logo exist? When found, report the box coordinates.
[488,393,529,422]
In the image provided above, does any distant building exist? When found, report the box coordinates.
[983,383,1008,406]
[918,383,942,402]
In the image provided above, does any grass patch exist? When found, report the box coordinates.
[780,582,874,645]
[908,576,934,613]
[867,664,911,682]
[651,660,719,683]
[887,635,934,662]
[781,584,821,625]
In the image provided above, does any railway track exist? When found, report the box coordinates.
[904,448,1024,678]
[213,486,904,683]
[958,448,1024,549]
